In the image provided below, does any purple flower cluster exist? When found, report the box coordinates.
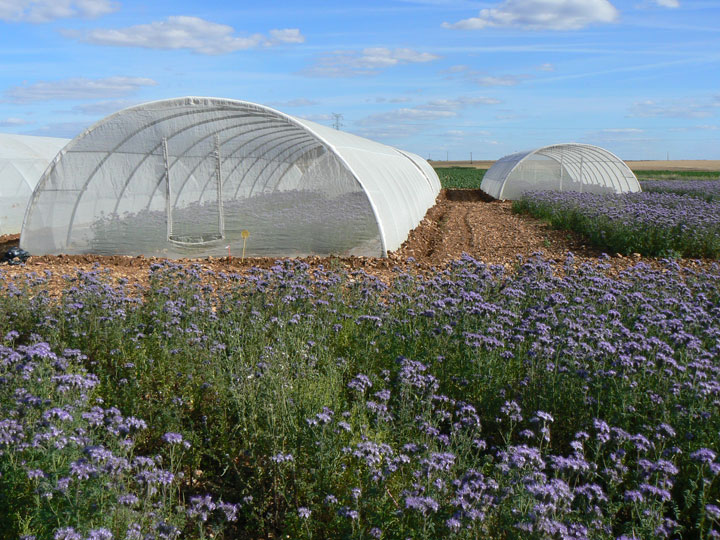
[2,253,720,538]
[0,340,239,538]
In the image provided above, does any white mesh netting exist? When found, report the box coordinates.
[0,134,69,235]
[21,98,440,258]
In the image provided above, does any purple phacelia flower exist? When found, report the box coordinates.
[624,490,644,503]
[188,494,216,522]
[348,374,372,393]
[270,452,294,464]
[26,469,45,480]
[53,528,82,540]
[500,400,522,422]
[690,448,717,464]
[119,493,139,506]
[162,432,189,447]
[86,529,112,540]
[298,507,311,519]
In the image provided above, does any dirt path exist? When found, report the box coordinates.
[394,190,600,266]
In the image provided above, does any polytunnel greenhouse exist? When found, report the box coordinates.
[480,143,640,200]
[20,97,440,258]
[1,133,69,235]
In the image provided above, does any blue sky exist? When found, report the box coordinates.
[1,0,719,160]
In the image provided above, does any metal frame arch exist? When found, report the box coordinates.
[194,128,316,204]
[165,123,305,209]
[24,97,440,257]
[65,109,257,244]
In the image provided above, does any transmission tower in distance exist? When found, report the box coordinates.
[331,113,344,130]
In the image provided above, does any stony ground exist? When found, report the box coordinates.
[0,189,710,294]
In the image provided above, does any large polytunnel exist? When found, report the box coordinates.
[1,133,69,234]
[21,97,440,258]
[481,143,640,200]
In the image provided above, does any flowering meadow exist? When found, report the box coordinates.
[640,180,720,203]
[1,255,719,539]
[513,191,720,259]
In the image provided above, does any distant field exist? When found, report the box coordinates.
[432,163,720,189]
[431,159,720,172]
[634,169,719,180]
[626,160,720,172]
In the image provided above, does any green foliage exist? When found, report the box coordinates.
[433,167,487,189]
[633,169,719,180]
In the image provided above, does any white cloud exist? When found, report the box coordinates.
[445,128,491,136]
[0,0,117,22]
[374,96,413,103]
[444,65,530,87]
[629,99,717,119]
[268,98,317,107]
[72,99,140,114]
[537,63,555,71]
[443,0,619,31]
[295,113,332,123]
[444,65,471,74]
[357,96,500,132]
[358,108,456,126]
[423,96,502,109]
[354,124,427,140]
[69,16,304,55]
[669,124,718,132]
[601,128,644,133]
[268,28,305,44]
[5,76,157,103]
[473,75,526,86]
[27,121,89,138]
[0,117,32,127]
[303,47,440,77]
[653,0,679,7]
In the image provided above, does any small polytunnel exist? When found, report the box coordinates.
[1,133,69,234]
[20,97,441,258]
[480,143,641,200]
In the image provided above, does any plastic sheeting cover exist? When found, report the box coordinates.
[0,133,69,234]
[481,143,640,200]
[21,97,440,258]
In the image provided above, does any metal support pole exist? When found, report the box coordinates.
[579,155,584,193]
[163,137,172,239]
[215,135,225,238]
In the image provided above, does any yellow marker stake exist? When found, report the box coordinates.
[241,230,250,260]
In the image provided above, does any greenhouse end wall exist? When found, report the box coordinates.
[20,98,440,258]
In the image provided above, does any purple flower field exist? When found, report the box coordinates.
[1,255,719,538]
[640,180,720,202]
[514,190,720,258]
